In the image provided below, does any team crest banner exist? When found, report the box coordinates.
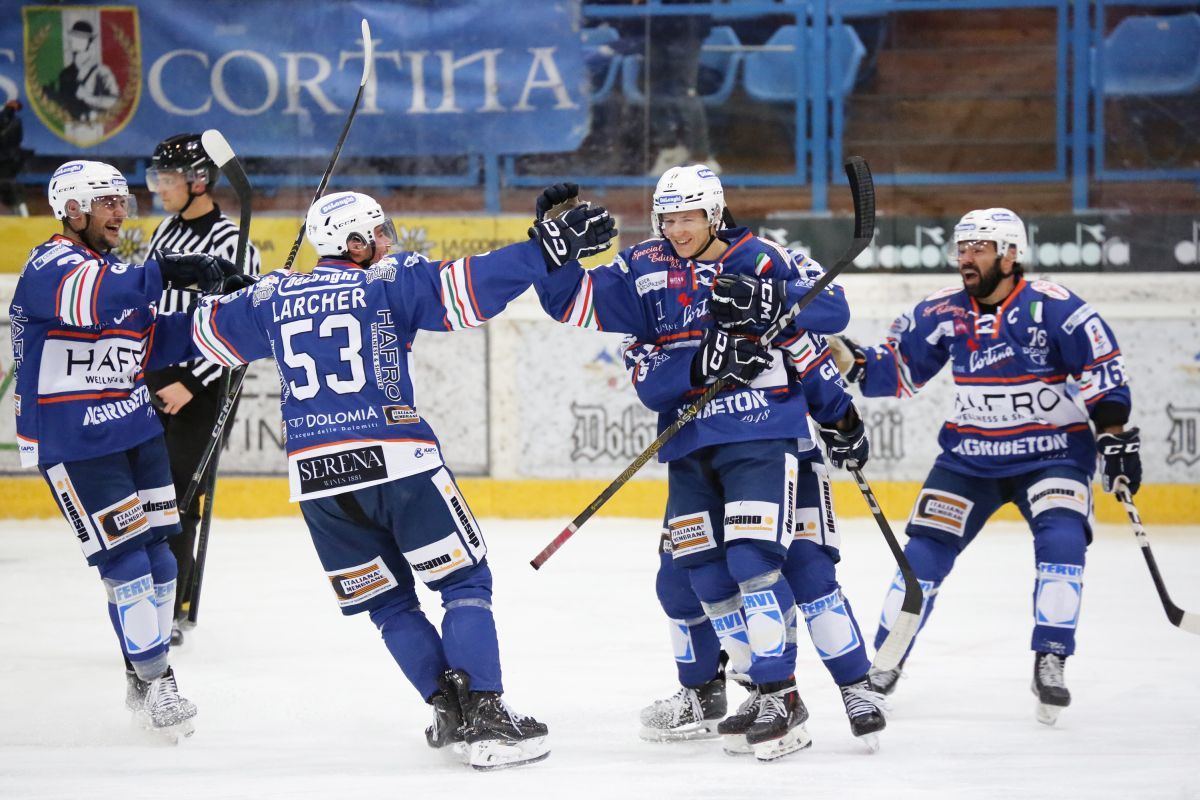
[22,5,141,148]
[3,0,584,157]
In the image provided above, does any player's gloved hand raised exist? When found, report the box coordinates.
[1097,427,1142,495]
[528,202,618,271]
[691,329,772,387]
[819,404,869,469]
[828,335,867,384]
[157,252,239,293]
[221,273,258,294]
[710,274,787,332]
[535,182,580,222]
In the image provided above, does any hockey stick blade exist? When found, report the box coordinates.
[1116,489,1200,635]
[530,157,876,570]
[282,17,373,271]
[848,467,922,671]
[200,129,252,270]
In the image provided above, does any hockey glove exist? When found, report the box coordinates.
[528,202,618,271]
[1097,427,1142,495]
[221,273,258,294]
[157,252,239,293]
[535,182,580,221]
[828,335,867,384]
[818,404,869,470]
[691,329,772,387]
[709,274,787,332]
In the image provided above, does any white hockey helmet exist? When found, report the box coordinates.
[954,208,1028,263]
[652,164,725,237]
[48,160,136,220]
[305,191,397,258]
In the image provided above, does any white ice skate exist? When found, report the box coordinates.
[133,667,197,744]
[639,676,726,742]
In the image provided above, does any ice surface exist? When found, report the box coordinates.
[1,516,1197,799]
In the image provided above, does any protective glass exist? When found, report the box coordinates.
[373,219,400,254]
[945,239,996,262]
[85,194,138,218]
[145,167,193,192]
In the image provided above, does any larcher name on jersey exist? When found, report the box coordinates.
[272,288,366,322]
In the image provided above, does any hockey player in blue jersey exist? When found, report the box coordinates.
[190,190,615,770]
[828,208,1141,726]
[632,330,888,752]
[10,160,241,741]
[633,326,887,750]
[534,166,852,761]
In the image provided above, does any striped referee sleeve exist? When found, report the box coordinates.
[148,213,262,388]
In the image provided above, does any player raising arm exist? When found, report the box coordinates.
[534,166,850,762]
[829,208,1139,726]
[9,160,240,741]
[190,190,615,770]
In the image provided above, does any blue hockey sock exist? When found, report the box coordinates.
[147,539,177,649]
[98,547,168,680]
[370,597,448,701]
[785,540,870,684]
[1031,512,1088,657]
[727,543,797,685]
[656,550,722,686]
[438,562,502,693]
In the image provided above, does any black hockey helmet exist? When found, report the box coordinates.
[147,133,218,193]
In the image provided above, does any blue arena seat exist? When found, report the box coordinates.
[582,25,622,103]
[743,23,864,103]
[1097,13,1200,97]
[620,25,744,107]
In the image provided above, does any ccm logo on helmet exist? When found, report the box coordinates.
[320,195,358,215]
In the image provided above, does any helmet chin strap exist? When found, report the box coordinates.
[68,211,110,254]
[178,186,199,217]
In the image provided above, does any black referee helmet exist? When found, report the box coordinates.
[148,133,218,193]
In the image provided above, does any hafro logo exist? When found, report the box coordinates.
[24,6,142,147]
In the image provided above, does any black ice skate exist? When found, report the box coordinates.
[639,673,727,742]
[1032,652,1071,726]
[447,671,550,771]
[744,679,812,762]
[716,683,762,756]
[135,667,197,743]
[867,656,906,697]
[839,677,888,752]
[425,670,466,750]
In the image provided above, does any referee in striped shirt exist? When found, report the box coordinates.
[144,133,262,644]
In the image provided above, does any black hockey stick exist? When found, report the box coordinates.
[531,156,876,569]
[847,466,923,670]
[183,128,254,625]
[1115,488,1200,635]
[178,18,374,518]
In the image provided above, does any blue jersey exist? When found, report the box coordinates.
[191,240,549,500]
[856,277,1131,478]
[537,228,849,461]
[623,330,852,454]
[10,234,197,467]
